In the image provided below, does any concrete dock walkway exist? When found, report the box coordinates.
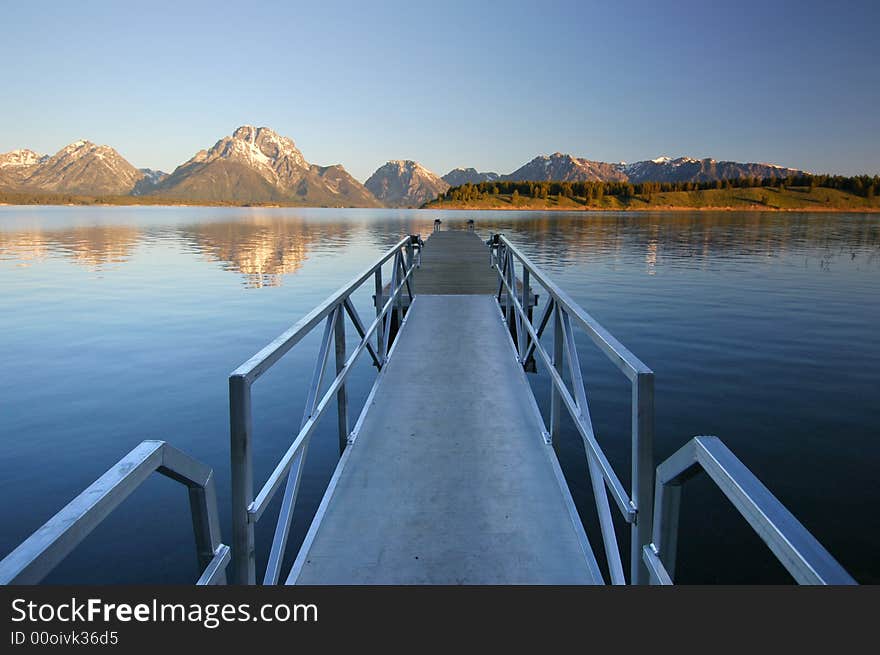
[413,230,498,294]
[288,232,599,584]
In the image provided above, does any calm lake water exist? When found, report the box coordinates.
[1,207,878,584]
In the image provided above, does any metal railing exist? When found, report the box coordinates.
[489,233,654,584]
[489,232,855,585]
[641,436,856,585]
[0,440,229,585]
[228,234,421,584]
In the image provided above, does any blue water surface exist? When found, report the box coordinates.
[0,207,877,583]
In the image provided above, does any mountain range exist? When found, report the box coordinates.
[364,153,803,205]
[0,125,806,207]
[0,127,379,206]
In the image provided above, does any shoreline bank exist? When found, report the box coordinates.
[1,201,879,213]
[424,204,880,213]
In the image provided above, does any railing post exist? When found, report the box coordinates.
[653,476,682,580]
[406,240,415,296]
[394,252,404,327]
[375,267,385,364]
[550,305,564,441]
[631,371,655,584]
[335,304,349,455]
[186,469,224,577]
[229,374,255,584]
[383,253,398,358]
[520,267,530,360]
[504,250,513,331]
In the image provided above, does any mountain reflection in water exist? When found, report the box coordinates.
[1,210,877,283]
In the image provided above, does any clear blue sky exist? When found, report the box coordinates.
[2,0,878,180]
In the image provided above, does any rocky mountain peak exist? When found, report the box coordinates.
[504,152,628,182]
[149,125,377,206]
[232,125,258,140]
[56,140,113,159]
[191,125,308,174]
[387,160,422,173]
[0,148,48,169]
[64,139,90,150]
[0,139,145,195]
[365,160,450,207]
[442,167,500,186]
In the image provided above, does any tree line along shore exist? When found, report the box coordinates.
[425,174,880,211]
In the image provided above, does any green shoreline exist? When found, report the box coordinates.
[421,205,880,213]
[425,186,880,213]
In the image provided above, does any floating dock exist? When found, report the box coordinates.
[286,230,599,582]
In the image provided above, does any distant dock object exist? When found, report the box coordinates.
[0,222,857,586]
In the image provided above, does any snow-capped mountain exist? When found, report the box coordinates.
[0,141,148,195]
[151,126,379,206]
[0,148,48,169]
[365,160,450,207]
[0,149,49,188]
[442,152,806,186]
[502,153,628,183]
[442,167,500,186]
[620,156,803,183]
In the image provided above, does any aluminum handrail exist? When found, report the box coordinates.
[642,436,856,585]
[0,440,229,585]
[229,234,421,584]
[231,235,411,384]
[497,236,652,380]
[249,272,414,522]
[491,233,856,586]
[490,233,654,585]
